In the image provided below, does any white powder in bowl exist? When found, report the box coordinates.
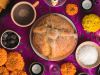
[78,45,98,65]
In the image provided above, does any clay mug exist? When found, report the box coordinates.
[11,1,39,27]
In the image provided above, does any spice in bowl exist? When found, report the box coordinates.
[78,45,98,65]
[1,30,20,49]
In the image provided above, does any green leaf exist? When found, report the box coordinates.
[87,38,91,41]
[19,50,23,54]
[86,32,90,34]
[19,42,23,46]
[91,34,95,37]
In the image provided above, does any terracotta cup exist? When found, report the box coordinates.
[1,30,21,50]
[11,1,39,27]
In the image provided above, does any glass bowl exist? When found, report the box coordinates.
[44,0,66,7]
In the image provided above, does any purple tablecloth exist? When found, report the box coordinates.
[0,0,100,75]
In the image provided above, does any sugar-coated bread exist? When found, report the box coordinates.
[33,14,77,58]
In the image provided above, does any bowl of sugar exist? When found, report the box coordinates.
[75,41,100,68]
[44,0,66,7]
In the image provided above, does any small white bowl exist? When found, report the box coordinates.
[75,41,100,68]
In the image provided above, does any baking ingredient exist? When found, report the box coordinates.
[5,52,25,71]
[51,0,58,6]
[66,4,78,16]
[82,14,100,32]
[78,45,98,65]
[60,62,77,75]
[0,48,7,66]
[0,66,9,75]
[10,70,27,75]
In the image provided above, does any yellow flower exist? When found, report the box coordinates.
[82,14,100,32]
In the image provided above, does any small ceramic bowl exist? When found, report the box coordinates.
[1,30,21,50]
[44,0,66,7]
[75,41,100,68]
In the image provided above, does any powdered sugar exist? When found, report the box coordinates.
[78,45,98,65]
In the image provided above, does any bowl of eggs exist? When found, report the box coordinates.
[44,0,66,7]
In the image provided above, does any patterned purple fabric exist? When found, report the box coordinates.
[0,0,100,75]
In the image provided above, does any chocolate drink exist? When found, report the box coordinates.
[13,4,34,25]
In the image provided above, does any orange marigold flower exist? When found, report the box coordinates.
[0,48,7,66]
[66,4,78,16]
[5,52,25,71]
[10,70,27,75]
[0,66,9,75]
[60,62,77,75]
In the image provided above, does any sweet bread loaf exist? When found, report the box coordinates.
[33,14,77,58]
[0,0,10,12]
